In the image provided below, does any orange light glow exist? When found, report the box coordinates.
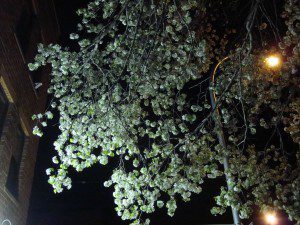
[265,213,278,225]
[264,55,281,69]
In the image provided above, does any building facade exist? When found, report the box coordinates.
[0,0,59,224]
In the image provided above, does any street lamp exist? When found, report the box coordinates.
[209,56,241,225]
[264,54,282,69]
[265,212,278,225]
[209,53,282,225]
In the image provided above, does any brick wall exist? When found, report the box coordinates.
[0,0,59,224]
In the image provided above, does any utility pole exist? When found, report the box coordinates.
[209,57,241,225]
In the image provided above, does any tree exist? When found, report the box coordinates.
[29,1,299,225]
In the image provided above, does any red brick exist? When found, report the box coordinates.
[0,1,59,225]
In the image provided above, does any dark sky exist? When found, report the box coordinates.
[27,1,240,225]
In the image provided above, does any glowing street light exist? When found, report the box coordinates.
[264,54,282,69]
[265,213,278,225]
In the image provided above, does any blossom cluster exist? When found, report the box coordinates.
[29,0,299,224]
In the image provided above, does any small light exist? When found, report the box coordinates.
[264,55,281,69]
[265,213,278,225]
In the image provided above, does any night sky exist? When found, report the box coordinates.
[26,1,291,225]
